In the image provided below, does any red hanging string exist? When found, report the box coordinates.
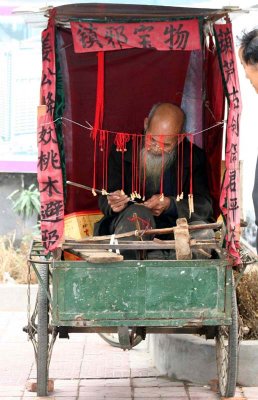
[92,51,105,191]
[189,134,193,194]
[122,151,125,191]
[136,135,140,195]
[139,135,143,196]
[92,52,105,140]
[135,135,138,195]
[177,134,180,198]
[188,133,194,216]
[99,129,105,151]
[132,134,136,194]
[176,133,185,201]
[114,133,130,191]
[159,135,165,195]
[180,134,184,197]
[99,130,106,189]
[105,131,108,190]
[93,138,97,193]
[143,134,151,200]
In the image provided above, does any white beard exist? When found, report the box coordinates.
[140,147,176,193]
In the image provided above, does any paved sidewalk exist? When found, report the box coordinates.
[0,311,257,399]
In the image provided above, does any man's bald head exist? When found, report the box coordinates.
[144,103,185,155]
[146,103,185,133]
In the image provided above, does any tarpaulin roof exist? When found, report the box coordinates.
[48,3,231,22]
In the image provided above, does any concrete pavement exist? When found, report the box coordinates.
[0,286,257,399]
[0,311,221,399]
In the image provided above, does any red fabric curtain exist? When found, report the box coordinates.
[57,28,191,214]
[203,34,225,221]
[38,15,64,251]
[215,23,242,265]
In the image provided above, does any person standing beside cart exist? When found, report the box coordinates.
[239,29,258,252]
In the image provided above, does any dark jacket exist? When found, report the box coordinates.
[95,137,214,235]
[252,156,258,251]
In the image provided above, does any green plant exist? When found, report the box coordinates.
[7,184,40,219]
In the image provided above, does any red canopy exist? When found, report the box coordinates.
[37,5,241,264]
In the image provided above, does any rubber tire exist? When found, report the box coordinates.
[98,332,142,348]
[216,277,238,398]
[37,264,49,396]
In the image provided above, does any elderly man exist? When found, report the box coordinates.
[94,103,213,258]
[239,30,258,252]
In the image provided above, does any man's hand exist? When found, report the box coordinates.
[108,190,130,213]
[143,195,170,216]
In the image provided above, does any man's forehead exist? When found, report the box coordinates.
[148,132,177,144]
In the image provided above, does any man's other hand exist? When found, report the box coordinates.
[144,195,170,216]
[108,190,130,213]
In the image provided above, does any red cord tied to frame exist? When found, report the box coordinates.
[114,133,130,152]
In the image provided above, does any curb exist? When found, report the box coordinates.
[149,333,258,387]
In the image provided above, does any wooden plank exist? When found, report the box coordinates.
[77,249,123,263]
[64,222,222,243]
[63,239,220,250]
[174,218,192,260]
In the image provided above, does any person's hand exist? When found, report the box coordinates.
[108,190,130,213]
[143,195,170,216]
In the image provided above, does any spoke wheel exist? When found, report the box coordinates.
[216,282,239,397]
[37,264,49,397]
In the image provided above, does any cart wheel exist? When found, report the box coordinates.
[216,283,238,397]
[37,264,49,397]
[99,330,143,348]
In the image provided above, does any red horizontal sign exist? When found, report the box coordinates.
[71,20,201,53]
